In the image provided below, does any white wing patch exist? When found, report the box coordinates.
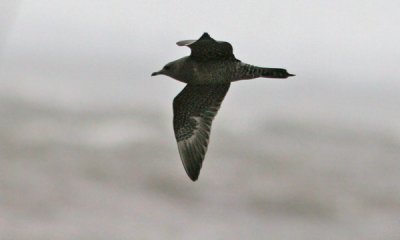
[177,116,210,176]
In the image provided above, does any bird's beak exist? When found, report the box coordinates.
[151,70,162,76]
[288,73,296,77]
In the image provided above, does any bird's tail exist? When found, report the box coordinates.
[235,63,295,81]
[260,67,295,79]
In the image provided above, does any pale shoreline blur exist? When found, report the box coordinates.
[1,81,400,239]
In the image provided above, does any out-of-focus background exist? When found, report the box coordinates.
[1,1,400,239]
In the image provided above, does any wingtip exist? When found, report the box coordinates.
[177,33,214,47]
[199,32,212,40]
[186,166,201,181]
[189,175,199,182]
[187,168,200,181]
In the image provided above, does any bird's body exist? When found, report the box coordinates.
[158,55,292,84]
[152,33,294,181]
[164,56,236,84]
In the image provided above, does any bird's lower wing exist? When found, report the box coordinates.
[173,83,230,181]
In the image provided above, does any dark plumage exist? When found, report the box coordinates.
[152,33,294,181]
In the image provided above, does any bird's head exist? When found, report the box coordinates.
[151,63,174,77]
[151,57,189,82]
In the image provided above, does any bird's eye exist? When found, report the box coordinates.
[164,65,171,70]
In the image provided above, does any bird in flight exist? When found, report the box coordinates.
[152,33,294,181]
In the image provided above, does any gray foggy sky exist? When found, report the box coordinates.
[1,0,399,108]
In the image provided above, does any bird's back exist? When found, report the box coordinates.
[188,59,240,84]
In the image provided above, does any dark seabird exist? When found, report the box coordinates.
[152,33,294,181]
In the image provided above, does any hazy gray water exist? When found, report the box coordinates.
[1,82,400,239]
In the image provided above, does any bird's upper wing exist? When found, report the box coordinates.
[173,83,230,181]
[176,33,237,61]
